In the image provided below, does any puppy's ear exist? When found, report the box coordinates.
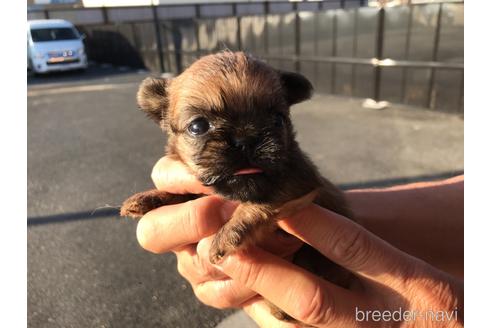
[136,77,169,123]
[278,71,313,106]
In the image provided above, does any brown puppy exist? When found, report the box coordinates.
[121,51,352,323]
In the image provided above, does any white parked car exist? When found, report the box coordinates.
[27,19,88,74]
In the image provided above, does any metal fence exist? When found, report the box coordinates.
[28,0,463,113]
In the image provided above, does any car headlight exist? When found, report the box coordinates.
[33,52,44,60]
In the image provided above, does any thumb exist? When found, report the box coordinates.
[151,156,214,195]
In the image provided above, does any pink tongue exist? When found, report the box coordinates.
[234,168,263,175]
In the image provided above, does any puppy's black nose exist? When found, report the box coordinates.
[232,136,258,151]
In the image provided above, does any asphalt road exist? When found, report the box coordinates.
[27,67,463,328]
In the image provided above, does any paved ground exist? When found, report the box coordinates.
[27,68,463,328]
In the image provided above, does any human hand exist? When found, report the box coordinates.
[212,205,464,327]
[136,156,303,308]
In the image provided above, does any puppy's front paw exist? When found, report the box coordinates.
[209,225,247,264]
[120,190,196,219]
[120,192,156,219]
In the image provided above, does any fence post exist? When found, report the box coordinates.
[151,4,165,73]
[233,3,242,51]
[44,10,49,19]
[314,3,320,86]
[427,3,443,109]
[194,4,202,58]
[294,2,301,73]
[400,3,414,103]
[373,6,385,103]
[101,6,108,24]
[351,7,359,97]
[331,11,338,93]
[264,1,269,55]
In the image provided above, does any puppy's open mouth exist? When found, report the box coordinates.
[234,168,264,175]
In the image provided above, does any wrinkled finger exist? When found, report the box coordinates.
[278,205,420,288]
[151,156,213,195]
[215,247,368,327]
[256,229,303,259]
[136,196,237,253]
[193,278,257,309]
[176,243,227,284]
[175,246,251,308]
[197,232,302,270]
[186,236,257,308]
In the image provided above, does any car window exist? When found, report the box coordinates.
[30,27,79,42]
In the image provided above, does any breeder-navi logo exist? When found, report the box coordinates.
[355,307,459,323]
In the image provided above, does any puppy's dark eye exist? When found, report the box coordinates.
[274,112,285,128]
[187,117,210,136]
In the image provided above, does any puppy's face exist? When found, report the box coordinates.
[137,52,313,202]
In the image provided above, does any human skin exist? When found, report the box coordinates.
[346,176,464,279]
[136,156,464,327]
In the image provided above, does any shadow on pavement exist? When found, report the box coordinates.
[338,170,464,190]
[27,170,463,227]
[27,207,120,226]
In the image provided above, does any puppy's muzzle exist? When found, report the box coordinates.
[231,136,259,152]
